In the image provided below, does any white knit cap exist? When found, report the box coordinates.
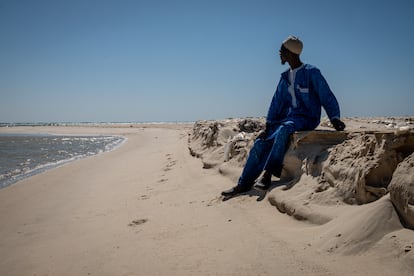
[282,36,303,55]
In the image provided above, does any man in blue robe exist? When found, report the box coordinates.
[222,36,345,197]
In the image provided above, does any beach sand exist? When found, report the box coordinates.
[0,123,413,275]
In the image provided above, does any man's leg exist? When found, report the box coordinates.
[263,122,295,177]
[238,138,273,187]
[253,123,294,190]
[254,170,272,190]
[222,138,272,196]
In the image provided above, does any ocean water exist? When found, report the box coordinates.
[0,133,125,188]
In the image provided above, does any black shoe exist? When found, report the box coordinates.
[254,177,271,191]
[221,185,251,197]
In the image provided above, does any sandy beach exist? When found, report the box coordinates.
[0,122,413,275]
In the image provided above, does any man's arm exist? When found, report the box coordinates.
[266,79,289,128]
[311,69,345,131]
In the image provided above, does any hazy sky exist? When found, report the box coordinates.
[1,0,413,122]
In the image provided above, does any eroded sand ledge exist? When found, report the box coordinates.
[189,117,414,257]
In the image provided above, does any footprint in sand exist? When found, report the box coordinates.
[206,197,222,206]
[128,218,148,227]
[139,195,149,200]
[163,156,177,172]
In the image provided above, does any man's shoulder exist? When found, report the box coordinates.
[280,64,321,78]
[303,64,319,72]
[301,64,323,79]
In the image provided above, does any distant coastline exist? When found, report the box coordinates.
[0,121,196,128]
[2,116,414,128]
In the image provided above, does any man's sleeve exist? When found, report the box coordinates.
[266,80,286,126]
[311,69,341,120]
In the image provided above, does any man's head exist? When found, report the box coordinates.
[279,36,303,65]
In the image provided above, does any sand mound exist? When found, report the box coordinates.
[320,132,414,204]
[314,195,403,254]
[388,152,414,229]
[189,118,262,171]
[267,175,344,225]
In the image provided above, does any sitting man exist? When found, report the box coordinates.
[222,36,345,197]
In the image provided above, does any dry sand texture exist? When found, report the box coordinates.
[0,119,413,275]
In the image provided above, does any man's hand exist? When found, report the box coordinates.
[257,130,267,140]
[331,118,346,131]
[257,122,271,140]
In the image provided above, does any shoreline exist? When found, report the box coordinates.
[0,124,192,190]
[0,132,127,189]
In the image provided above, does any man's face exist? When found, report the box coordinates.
[279,45,288,65]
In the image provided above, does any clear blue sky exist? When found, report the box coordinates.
[1,0,413,122]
